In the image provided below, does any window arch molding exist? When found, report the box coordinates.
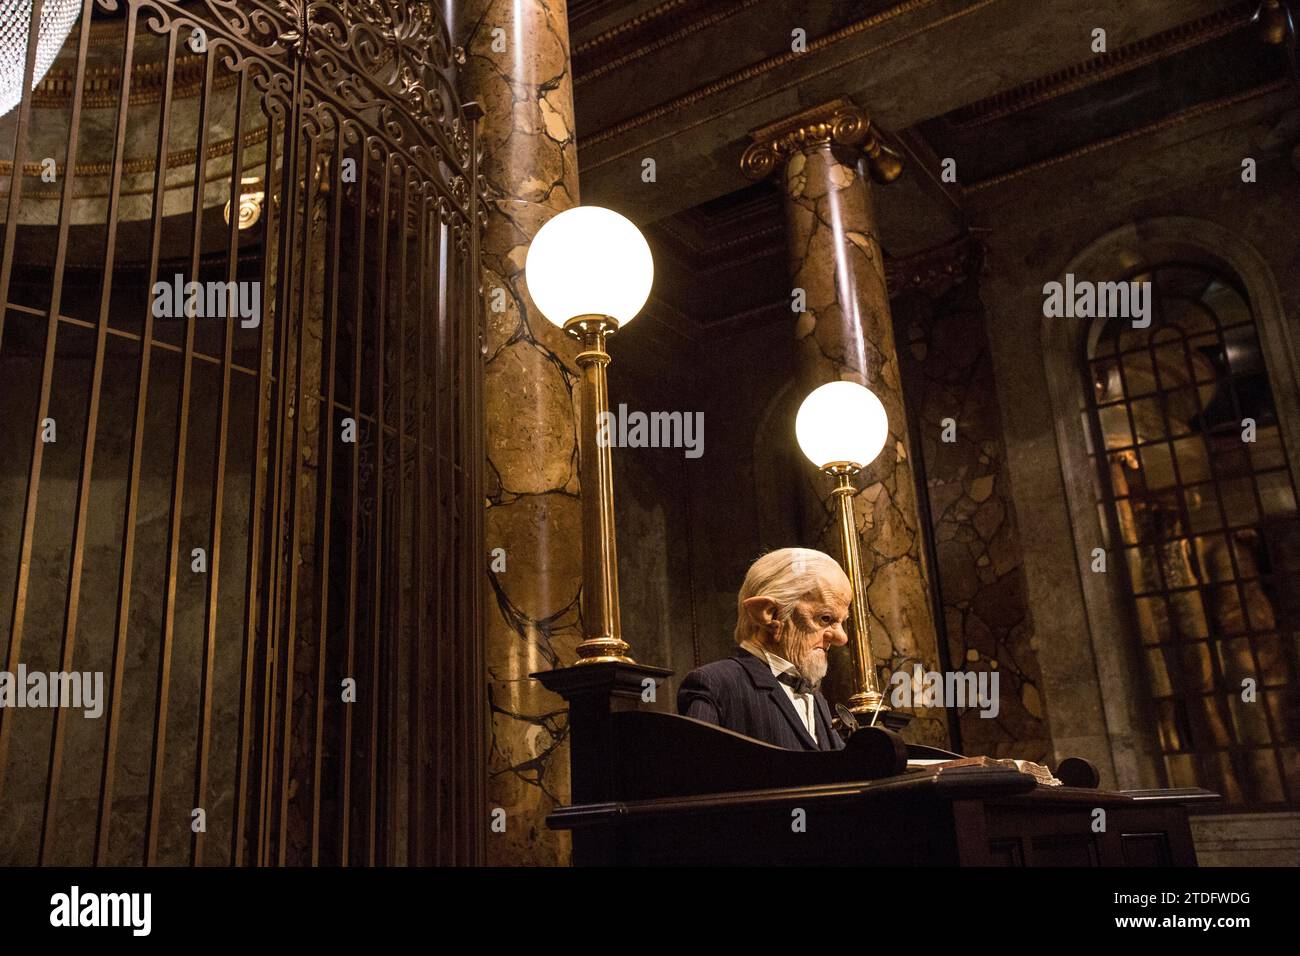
[1040,216,1300,790]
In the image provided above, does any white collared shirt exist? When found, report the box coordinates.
[740,640,817,743]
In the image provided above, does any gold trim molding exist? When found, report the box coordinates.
[573,0,692,55]
[32,54,241,109]
[0,125,271,184]
[740,99,903,184]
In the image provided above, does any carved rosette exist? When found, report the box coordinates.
[740,101,903,184]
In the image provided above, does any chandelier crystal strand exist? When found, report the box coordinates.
[0,0,83,118]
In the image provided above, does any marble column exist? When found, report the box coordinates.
[459,0,582,866]
[742,100,949,748]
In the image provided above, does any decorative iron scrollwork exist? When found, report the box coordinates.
[277,0,469,174]
[102,1,471,189]
[274,0,318,56]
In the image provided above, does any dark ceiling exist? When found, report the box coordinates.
[921,6,1290,184]
[566,0,1297,332]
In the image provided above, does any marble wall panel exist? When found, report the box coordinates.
[460,0,583,866]
[895,277,1052,763]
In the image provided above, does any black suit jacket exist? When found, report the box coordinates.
[677,647,844,751]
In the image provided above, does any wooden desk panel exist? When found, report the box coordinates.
[955,786,1211,866]
[550,771,1216,866]
[534,664,1219,866]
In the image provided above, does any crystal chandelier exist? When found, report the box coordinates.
[1,0,83,118]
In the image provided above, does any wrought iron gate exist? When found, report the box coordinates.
[0,0,485,865]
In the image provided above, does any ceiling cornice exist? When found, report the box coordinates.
[963,78,1291,194]
[577,0,977,151]
[573,0,761,86]
[947,1,1257,129]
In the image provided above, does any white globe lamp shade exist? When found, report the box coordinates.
[524,206,653,328]
[1,0,82,118]
[796,381,890,470]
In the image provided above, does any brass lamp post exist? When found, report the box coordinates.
[795,381,891,714]
[524,206,654,664]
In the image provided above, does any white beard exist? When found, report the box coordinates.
[777,628,828,687]
[802,648,828,686]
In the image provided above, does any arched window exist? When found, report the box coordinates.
[1084,263,1300,806]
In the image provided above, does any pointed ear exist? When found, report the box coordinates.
[742,596,781,631]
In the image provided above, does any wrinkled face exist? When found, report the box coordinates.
[778,586,851,682]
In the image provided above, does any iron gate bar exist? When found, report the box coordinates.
[38,0,98,866]
[386,158,409,865]
[0,0,58,802]
[338,134,370,867]
[452,227,467,863]
[419,180,433,865]
[433,209,447,865]
[1,0,485,867]
[466,97,485,865]
[94,6,160,867]
[307,125,345,866]
[142,31,216,867]
[0,0,44,346]
[233,66,286,868]
[260,55,306,867]
[394,159,410,865]
[271,93,315,869]
[367,149,392,868]
[191,59,250,869]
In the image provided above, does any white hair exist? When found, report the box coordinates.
[734,548,851,645]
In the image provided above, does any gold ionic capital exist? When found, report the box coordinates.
[740,99,903,185]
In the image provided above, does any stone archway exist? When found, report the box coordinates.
[1040,216,1300,791]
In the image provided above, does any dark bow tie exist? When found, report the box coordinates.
[776,671,814,695]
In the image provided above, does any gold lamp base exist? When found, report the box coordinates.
[847,690,889,716]
[573,636,635,665]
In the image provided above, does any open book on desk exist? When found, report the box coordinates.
[907,754,1063,786]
